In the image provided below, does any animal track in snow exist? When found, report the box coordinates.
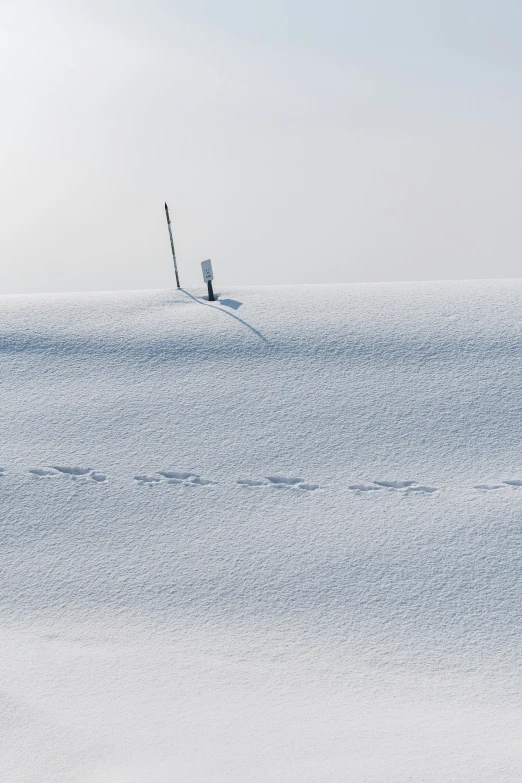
[237,476,320,491]
[374,480,416,489]
[407,486,438,493]
[28,468,56,478]
[28,467,107,482]
[348,481,437,494]
[134,471,215,488]
[474,480,522,491]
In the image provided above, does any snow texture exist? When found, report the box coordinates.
[0,281,521,781]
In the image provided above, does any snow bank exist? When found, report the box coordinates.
[1,281,521,781]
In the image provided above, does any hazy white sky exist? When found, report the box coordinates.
[2,0,522,293]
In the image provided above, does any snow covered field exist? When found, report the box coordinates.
[1,280,521,782]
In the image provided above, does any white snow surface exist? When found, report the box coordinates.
[1,281,521,781]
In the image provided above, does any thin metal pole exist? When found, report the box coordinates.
[207,280,215,301]
[164,202,180,288]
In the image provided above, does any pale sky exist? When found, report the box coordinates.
[2,0,522,294]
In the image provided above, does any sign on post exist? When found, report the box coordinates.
[201,260,213,282]
[201,259,215,301]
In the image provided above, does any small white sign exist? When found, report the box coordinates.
[201,259,214,283]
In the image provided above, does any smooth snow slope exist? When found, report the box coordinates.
[1,281,521,782]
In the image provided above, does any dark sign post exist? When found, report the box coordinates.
[201,259,215,301]
[164,202,181,288]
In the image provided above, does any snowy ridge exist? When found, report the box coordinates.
[1,281,521,781]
